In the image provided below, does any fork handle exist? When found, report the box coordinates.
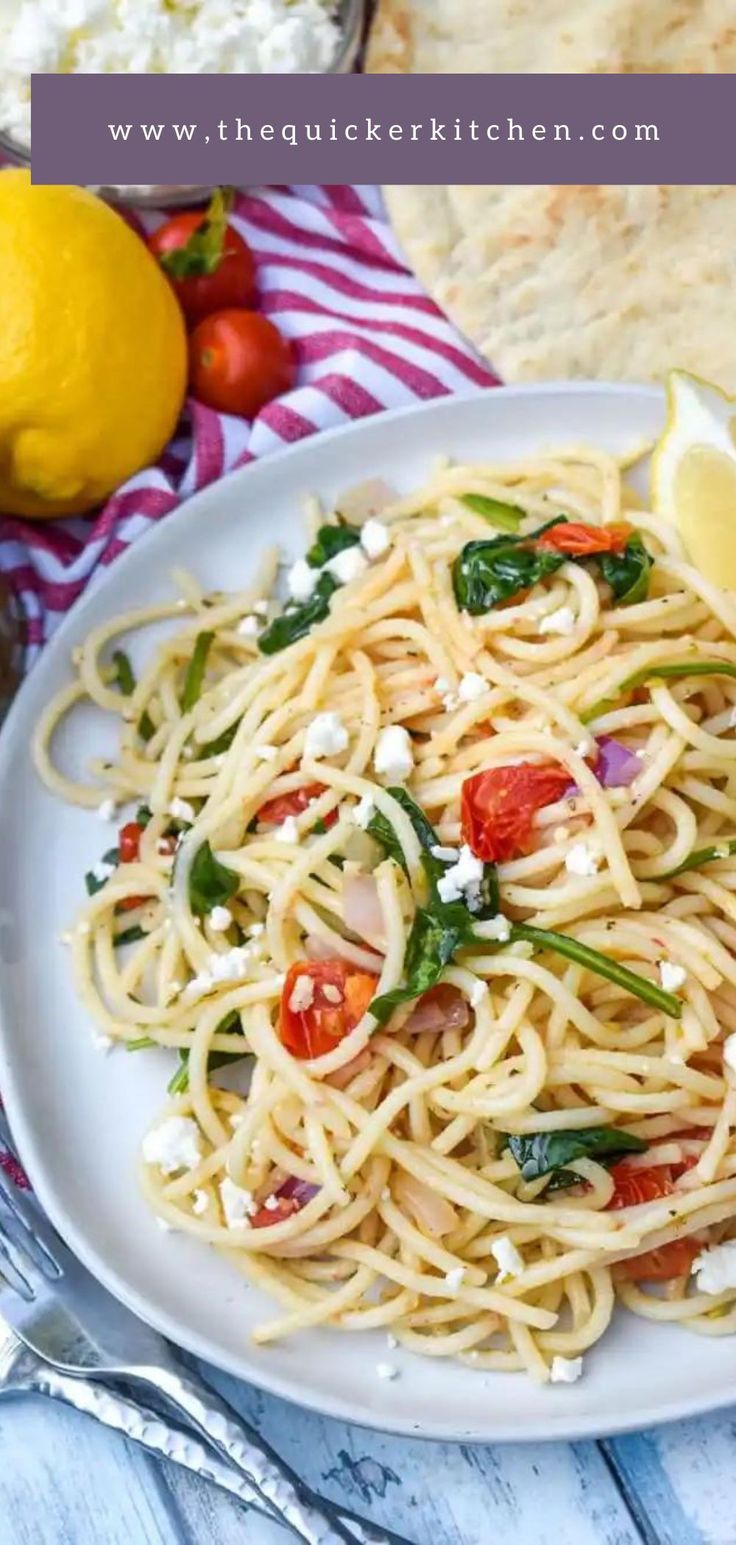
[24,1361,283,1528]
[128,1362,410,1545]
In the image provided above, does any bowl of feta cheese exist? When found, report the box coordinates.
[0,0,364,201]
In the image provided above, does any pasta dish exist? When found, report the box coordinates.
[34,443,736,1384]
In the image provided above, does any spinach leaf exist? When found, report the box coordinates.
[505,1125,647,1184]
[181,631,214,713]
[306,524,360,568]
[598,534,652,606]
[199,720,240,758]
[113,924,147,947]
[126,1035,155,1052]
[370,908,466,1025]
[112,649,136,695]
[582,659,736,724]
[138,710,156,743]
[167,1010,246,1095]
[188,841,239,917]
[136,805,152,828]
[258,573,337,656]
[84,847,119,896]
[368,787,500,1021]
[510,922,682,1019]
[453,537,564,615]
[661,838,736,880]
[459,494,525,532]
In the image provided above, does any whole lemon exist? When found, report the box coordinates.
[0,172,187,519]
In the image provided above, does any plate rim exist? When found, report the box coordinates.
[7,377,732,1444]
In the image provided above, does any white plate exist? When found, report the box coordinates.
[3,381,734,1444]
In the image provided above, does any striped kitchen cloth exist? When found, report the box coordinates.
[0,183,497,670]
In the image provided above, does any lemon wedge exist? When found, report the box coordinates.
[651,369,736,589]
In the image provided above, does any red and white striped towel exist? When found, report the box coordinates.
[0,183,497,669]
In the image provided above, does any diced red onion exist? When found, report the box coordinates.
[593,736,642,788]
[567,736,642,796]
[343,872,385,944]
[277,1175,320,1206]
[402,984,471,1035]
[336,478,395,528]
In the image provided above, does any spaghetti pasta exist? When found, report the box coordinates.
[34,444,736,1382]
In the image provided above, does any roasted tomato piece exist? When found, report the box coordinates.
[606,1162,674,1210]
[461,763,571,863]
[258,784,337,829]
[615,1238,699,1282]
[279,959,378,1059]
[250,1195,302,1229]
[535,522,632,556]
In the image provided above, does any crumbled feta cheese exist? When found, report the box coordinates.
[539,606,576,636]
[182,946,252,1003]
[437,845,484,911]
[305,711,349,760]
[431,844,459,862]
[288,974,315,1013]
[574,739,593,758]
[156,1218,173,1233]
[253,600,269,617]
[360,519,391,559]
[565,841,600,878]
[692,1240,736,1294]
[143,1117,202,1175]
[92,1033,113,1053]
[97,798,116,822]
[77,920,91,936]
[287,558,319,602]
[376,1362,399,1381]
[490,1236,524,1282]
[353,793,375,829]
[435,677,451,696]
[659,961,687,993]
[192,1189,209,1216]
[457,671,487,703]
[237,615,260,637]
[470,978,488,1007]
[322,983,343,1004]
[209,905,233,932]
[724,1034,736,1074]
[169,797,195,824]
[374,725,414,782]
[91,859,116,884]
[0,1,342,150]
[324,546,369,586]
[262,1193,280,1212]
[249,922,265,937]
[255,744,279,762]
[219,1176,256,1228]
[444,1266,465,1294]
[550,1356,584,1384]
[483,914,512,943]
[274,814,300,845]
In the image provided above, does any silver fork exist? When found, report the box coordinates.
[0,1112,410,1545]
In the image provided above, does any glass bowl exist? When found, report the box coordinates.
[0,0,364,208]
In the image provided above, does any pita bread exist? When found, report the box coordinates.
[384,184,736,390]
[366,0,736,75]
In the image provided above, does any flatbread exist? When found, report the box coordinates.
[384,184,736,389]
[366,0,736,74]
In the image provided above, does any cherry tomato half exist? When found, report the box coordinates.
[149,192,256,326]
[461,763,572,863]
[189,309,295,420]
[117,821,148,911]
[535,522,632,557]
[279,959,378,1060]
[615,1238,699,1282]
[118,822,143,863]
[250,1195,302,1230]
[605,1162,674,1210]
[258,785,337,830]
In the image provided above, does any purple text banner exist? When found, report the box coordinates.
[31,73,736,186]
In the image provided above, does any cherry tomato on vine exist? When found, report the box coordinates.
[149,189,256,325]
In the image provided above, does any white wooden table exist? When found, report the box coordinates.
[2,1363,735,1545]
